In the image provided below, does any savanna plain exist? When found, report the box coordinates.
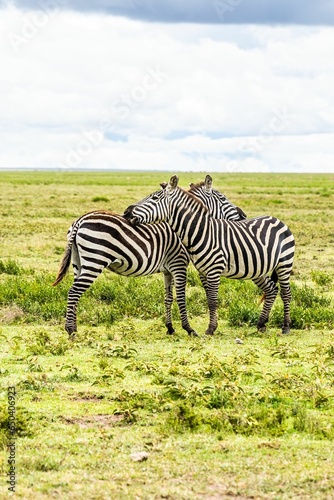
[1,170,334,499]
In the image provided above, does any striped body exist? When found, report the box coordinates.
[72,212,184,277]
[124,175,295,335]
[53,177,246,336]
[186,216,294,280]
[53,211,193,336]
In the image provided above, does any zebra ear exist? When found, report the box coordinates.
[236,206,247,219]
[160,182,168,189]
[168,175,179,191]
[204,175,212,192]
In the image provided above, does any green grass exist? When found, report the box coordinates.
[1,267,334,330]
[1,170,334,499]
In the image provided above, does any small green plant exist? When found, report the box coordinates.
[163,380,187,401]
[26,329,71,356]
[0,259,22,275]
[26,356,43,372]
[92,196,110,203]
[8,335,24,355]
[198,355,239,381]
[92,367,125,386]
[60,364,84,382]
[271,345,300,359]
[233,348,260,365]
[165,402,201,432]
[0,406,34,439]
[110,344,138,359]
[125,360,159,373]
[311,270,333,287]
[228,302,259,327]
[98,358,110,370]
[205,381,245,410]
[292,283,331,308]
[269,373,309,390]
[19,374,54,392]
[113,407,138,424]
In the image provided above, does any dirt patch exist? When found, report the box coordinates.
[70,393,106,403]
[0,305,25,323]
[257,441,281,450]
[61,414,123,428]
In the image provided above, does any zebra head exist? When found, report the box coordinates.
[123,178,177,225]
[189,175,247,220]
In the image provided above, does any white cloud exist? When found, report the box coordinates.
[0,6,334,171]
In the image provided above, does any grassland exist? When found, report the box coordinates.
[1,170,334,499]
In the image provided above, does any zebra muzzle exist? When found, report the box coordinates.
[123,207,139,225]
[126,215,140,225]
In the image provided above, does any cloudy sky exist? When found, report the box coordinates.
[1,0,334,172]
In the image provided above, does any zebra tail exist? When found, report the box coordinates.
[52,245,72,286]
[259,270,279,304]
[52,218,81,286]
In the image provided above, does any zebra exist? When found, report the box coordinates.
[124,175,295,336]
[189,175,246,221]
[53,180,245,337]
[160,175,247,301]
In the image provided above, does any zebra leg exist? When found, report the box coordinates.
[173,271,198,336]
[199,274,208,294]
[205,276,220,335]
[163,272,175,334]
[65,267,106,337]
[253,275,279,332]
[276,269,292,334]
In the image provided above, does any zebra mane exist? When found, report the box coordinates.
[74,210,124,225]
[180,187,210,213]
[188,181,205,191]
[83,210,120,217]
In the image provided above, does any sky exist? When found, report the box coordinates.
[1,0,334,173]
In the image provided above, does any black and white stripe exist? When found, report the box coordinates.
[53,179,245,336]
[124,175,295,335]
[189,175,247,221]
[53,211,194,336]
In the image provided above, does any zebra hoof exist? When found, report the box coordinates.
[166,325,175,335]
[205,330,214,336]
[282,327,290,335]
[188,330,199,337]
[257,326,266,333]
[66,324,77,336]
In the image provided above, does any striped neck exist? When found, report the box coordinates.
[168,189,212,248]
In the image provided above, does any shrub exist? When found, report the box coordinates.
[0,259,22,275]
[228,302,259,327]
[311,270,333,287]
[92,196,109,202]
[166,402,201,432]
